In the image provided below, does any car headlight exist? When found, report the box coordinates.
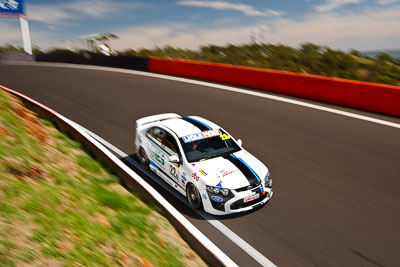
[265,171,272,187]
[206,185,231,196]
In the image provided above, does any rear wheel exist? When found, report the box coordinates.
[186,183,202,210]
[138,148,149,169]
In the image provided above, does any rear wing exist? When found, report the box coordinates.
[136,113,181,129]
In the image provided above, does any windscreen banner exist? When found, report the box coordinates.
[0,0,24,16]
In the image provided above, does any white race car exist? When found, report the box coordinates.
[135,113,273,215]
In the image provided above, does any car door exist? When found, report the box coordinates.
[162,131,182,188]
[145,127,169,173]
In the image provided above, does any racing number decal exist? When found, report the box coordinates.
[220,134,231,141]
[170,165,178,180]
[192,173,199,182]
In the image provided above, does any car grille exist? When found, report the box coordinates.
[230,187,263,210]
[235,182,260,192]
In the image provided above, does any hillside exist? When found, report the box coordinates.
[0,88,206,266]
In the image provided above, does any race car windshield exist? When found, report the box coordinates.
[180,129,240,163]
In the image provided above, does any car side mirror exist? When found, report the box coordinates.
[168,155,180,163]
[237,139,243,146]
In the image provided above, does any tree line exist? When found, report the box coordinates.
[119,43,400,86]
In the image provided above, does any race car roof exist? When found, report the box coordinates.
[160,116,221,138]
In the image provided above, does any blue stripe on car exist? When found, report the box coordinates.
[150,160,158,168]
[230,153,263,192]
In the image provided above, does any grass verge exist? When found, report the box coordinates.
[0,88,206,267]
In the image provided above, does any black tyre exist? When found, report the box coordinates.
[138,148,150,169]
[186,183,202,210]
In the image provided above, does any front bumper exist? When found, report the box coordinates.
[201,184,273,216]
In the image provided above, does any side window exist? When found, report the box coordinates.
[147,127,179,155]
[146,127,164,144]
[146,128,154,138]
[163,133,179,155]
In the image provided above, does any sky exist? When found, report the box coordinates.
[0,0,400,51]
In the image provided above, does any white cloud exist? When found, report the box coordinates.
[111,5,400,51]
[30,32,67,49]
[314,0,364,12]
[376,0,398,4]
[112,23,259,50]
[26,0,148,23]
[0,21,66,49]
[264,8,400,50]
[65,0,139,18]
[176,1,281,17]
[0,21,22,45]
[27,5,71,23]
[3,1,399,51]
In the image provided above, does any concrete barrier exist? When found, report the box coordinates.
[149,57,400,117]
[36,52,149,72]
[0,53,34,62]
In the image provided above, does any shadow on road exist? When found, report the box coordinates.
[114,153,204,220]
[114,153,268,221]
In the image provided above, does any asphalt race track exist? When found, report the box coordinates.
[1,63,400,266]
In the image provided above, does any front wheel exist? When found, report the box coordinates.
[186,183,202,210]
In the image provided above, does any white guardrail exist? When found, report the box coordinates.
[1,85,238,267]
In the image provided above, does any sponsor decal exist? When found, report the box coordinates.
[182,130,222,143]
[191,163,196,166]
[244,193,260,203]
[0,0,24,16]
[182,132,204,143]
[202,129,221,138]
[202,194,207,200]
[199,169,207,176]
[151,151,165,165]
[192,173,199,181]
[211,196,224,202]
[0,0,19,10]
[150,160,158,169]
[220,133,231,140]
[222,169,238,177]
[216,182,222,187]
[181,173,187,187]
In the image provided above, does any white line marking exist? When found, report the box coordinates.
[7,62,400,129]
[72,121,275,267]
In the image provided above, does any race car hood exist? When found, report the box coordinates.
[190,150,268,189]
